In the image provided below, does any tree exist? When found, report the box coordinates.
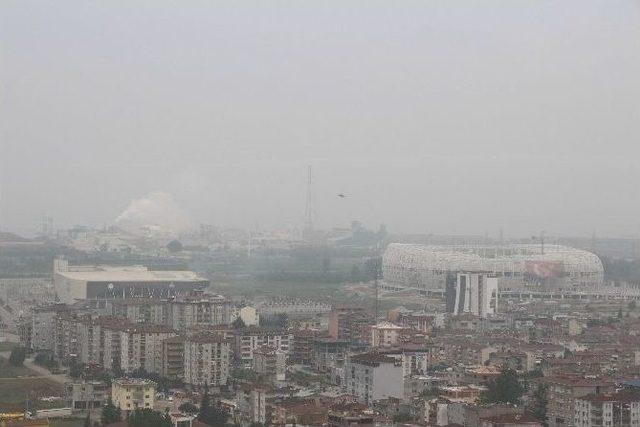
[128,408,172,427]
[166,240,184,253]
[529,383,548,424]
[35,351,58,369]
[101,397,122,425]
[629,300,637,311]
[69,360,85,379]
[365,257,382,280]
[178,402,199,414]
[198,387,230,427]
[392,414,413,423]
[112,356,124,377]
[482,369,524,405]
[9,346,26,367]
[83,413,91,427]
[231,316,246,330]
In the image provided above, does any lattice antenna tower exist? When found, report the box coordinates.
[303,165,315,234]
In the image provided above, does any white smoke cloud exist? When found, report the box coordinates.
[116,191,191,235]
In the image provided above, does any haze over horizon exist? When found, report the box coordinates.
[2,1,640,238]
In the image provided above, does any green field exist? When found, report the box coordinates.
[0,357,63,412]
[0,341,18,352]
[0,377,64,412]
[0,356,38,378]
[211,277,360,302]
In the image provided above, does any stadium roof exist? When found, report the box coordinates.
[383,243,603,274]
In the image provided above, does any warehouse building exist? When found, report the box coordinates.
[54,259,208,303]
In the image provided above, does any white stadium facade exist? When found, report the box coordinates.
[382,243,604,292]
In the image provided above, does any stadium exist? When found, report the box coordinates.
[382,243,604,292]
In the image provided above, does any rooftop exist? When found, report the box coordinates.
[349,352,399,367]
[112,378,157,387]
[56,264,206,283]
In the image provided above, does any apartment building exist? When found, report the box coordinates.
[329,306,372,345]
[162,336,185,380]
[119,324,176,374]
[292,329,320,364]
[547,376,615,427]
[110,299,170,325]
[253,346,286,381]
[170,294,231,331]
[183,333,231,387]
[345,352,404,404]
[312,337,350,374]
[574,390,640,427]
[234,327,293,366]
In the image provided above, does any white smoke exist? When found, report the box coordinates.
[116,191,191,236]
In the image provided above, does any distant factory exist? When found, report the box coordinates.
[53,259,209,303]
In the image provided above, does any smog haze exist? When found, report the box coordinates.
[2,0,640,237]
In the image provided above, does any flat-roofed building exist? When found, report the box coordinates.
[234,327,293,366]
[183,333,231,387]
[162,336,185,380]
[111,378,156,415]
[370,321,405,348]
[547,376,615,427]
[119,324,176,374]
[312,337,350,374]
[110,299,170,325]
[54,259,208,303]
[253,346,286,381]
[574,390,640,427]
[345,352,404,404]
[64,381,108,410]
[170,293,231,331]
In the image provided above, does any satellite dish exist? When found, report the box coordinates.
[108,283,114,291]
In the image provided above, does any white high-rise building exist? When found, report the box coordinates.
[447,273,498,318]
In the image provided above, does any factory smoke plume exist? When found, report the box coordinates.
[115,191,190,236]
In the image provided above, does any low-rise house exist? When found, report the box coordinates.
[111,378,156,415]
[64,381,108,410]
[370,322,406,348]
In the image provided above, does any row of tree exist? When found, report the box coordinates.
[99,387,230,427]
[481,368,548,423]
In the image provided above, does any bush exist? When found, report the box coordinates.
[178,402,198,414]
[9,346,27,367]
[34,351,58,369]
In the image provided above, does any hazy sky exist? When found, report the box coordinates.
[2,0,640,238]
